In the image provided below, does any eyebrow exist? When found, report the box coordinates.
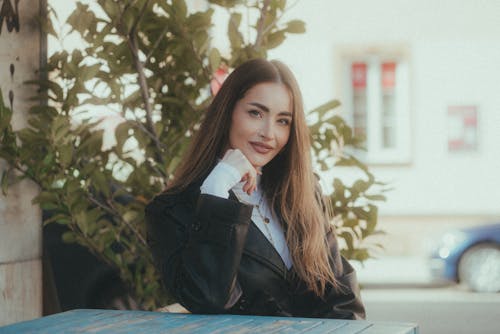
[248,102,292,117]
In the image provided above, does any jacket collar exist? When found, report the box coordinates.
[228,190,291,279]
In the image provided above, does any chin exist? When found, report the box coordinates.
[250,162,265,168]
[250,158,273,168]
[247,157,263,167]
[244,149,277,168]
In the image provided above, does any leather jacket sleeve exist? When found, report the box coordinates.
[145,191,253,314]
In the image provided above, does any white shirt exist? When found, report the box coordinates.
[200,162,293,269]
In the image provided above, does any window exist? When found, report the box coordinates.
[337,48,411,164]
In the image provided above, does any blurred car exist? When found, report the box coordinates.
[429,223,500,292]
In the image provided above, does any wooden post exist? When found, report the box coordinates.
[0,0,46,326]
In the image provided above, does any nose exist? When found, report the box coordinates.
[259,119,273,139]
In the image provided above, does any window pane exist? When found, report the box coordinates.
[383,126,396,148]
[353,94,367,138]
[381,62,396,148]
[351,63,367,139]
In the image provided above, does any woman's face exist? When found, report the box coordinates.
[229,82,292,168]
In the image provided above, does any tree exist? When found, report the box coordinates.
[0,0,386,310]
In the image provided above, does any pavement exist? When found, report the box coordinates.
[361,287,500,334]
[353,256,500,333]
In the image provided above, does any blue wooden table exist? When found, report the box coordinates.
[0,309,419,333]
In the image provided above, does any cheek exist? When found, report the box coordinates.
[276,127,291,150]
[229,112,248,145]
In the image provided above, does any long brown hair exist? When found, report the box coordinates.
[167,58,338,296]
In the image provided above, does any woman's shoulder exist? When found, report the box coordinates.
[145,183,200,217]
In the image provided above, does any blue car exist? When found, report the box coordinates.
[429,223,500,292]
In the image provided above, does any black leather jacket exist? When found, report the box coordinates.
[145,183,366,319]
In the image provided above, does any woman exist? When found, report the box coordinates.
[145,59,365,319]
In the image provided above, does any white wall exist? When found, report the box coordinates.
[264,0,500,217]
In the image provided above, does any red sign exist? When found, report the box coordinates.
[381,62,396,89]
[351,63,367,89]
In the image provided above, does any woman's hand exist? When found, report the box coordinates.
[221,149,261,195]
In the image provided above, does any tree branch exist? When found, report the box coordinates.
[254,0,271,49]
[124,0,165,165]
[88,193,148,248]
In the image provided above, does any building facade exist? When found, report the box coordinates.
[264,0,500,255]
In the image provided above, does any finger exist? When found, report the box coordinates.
[240,173,248,182]
[246,173,256,195]
[246,183,252,195]
[242,174,251,192]
[248,184,256,195]
[243,172,254,193]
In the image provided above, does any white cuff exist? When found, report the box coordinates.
[200,162,241,198]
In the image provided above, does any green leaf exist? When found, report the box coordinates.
[44,213,72,225]
[98,0,121,20]
[285,20,306,34]
[172,0,187,21]
[352,206,370,220]
[335,157,357,167]
[193,31,210,56]
[53,116,71,143]
[342,218,359,228]
[24,79,64,102]
[40,14,58,38]
[67,2,96,36]
[80,64,102,82]
[91,169,110,197]
[42,152,54,166]
[340,231,354,251]
[209,48,221,72]
[33,191,59,206]
[123,210,139,223]
[364,194,386,201]
[121,8,136,33]
[332,178,345,196]
[187,9,213,31]
[274,0,287,10]
[266,30,286,49]
[352,179,370,195]
[352,248,369,262]
[62,231,77,243]
[75,211,89,236]
[228,12,243,48]
[79,130,104,155]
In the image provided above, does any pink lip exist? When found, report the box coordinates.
[250,141,274,154]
